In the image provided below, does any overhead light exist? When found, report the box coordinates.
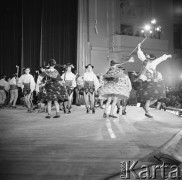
[151,19,156,24]
[144,24,151,31]
[155,26,161,32]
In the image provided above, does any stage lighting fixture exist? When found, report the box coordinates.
[144,24,151,31]
[151,19,156,24]
[155,26,161,32]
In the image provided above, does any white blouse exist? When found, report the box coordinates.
[9,77,18,85]
[61,72,76,88]
[0,79,9,91]
[137,47,171,81]
[83,71,100,91]
[18,74,35,92]
[137,47,171,70]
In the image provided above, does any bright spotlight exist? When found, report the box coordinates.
[151,19,156,24]
[141,29,144,33]
[144,24,151,31]
[155,26,161,32]
[149,30,153,34]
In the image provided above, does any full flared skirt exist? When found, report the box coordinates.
[43,81,68,102]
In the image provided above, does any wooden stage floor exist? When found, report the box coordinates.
[0,106,182,180]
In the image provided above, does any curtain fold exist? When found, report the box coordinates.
[0,0,22,76]
[42,0,78,69]
[77,0,90,75]
[0,0,78,77]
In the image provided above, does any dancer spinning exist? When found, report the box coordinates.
[41,59,68,118]
[99,60,131,118]
[116,67,132,115]
[61,63,76,114]
[83,64,100,113]
[136,43,172,118]
[18,67,35,112]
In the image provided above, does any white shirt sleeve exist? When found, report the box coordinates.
[61,73,65,82]
[152,54,171,68]
[126,76,132,92]
[72,74,76,88]
[30,75,35,92]
[137,46,146,62]
[35,75,43,92]
[93,74,100,91]
[17,75,24,88]
[4,81,10,91]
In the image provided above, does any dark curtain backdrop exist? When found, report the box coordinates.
[0,0,22,76]
[0,0,78,77]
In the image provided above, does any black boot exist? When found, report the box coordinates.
[92,108,95,114]
[63,108,67,114]
[145,113,153,118]
[122,110,126,115]
[67,107,71,114]
[45,114,51,118]
[53,113,60,118]
[86,107,90,113]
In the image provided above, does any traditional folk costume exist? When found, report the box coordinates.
[99,60,132,118]
[18,72,35,112]
[115,69,132,115]
[41,60,68,119]
[61,64,76,113]
[99,68,131,101]
[41,69,68,103]
[35,73,47,112]
[0,75,9,108]
[83,64,100,113]
[137,46,171,103]
[136,43,172,118]
[75,75,85,106]
[96,74,105,108]
[9,74,19,108]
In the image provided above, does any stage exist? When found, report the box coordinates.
[0,106,182,180]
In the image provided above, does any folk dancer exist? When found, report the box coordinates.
[99,60,131,118]
[61,63,76,113]
[136,42,172,118]
[83,64,100,113]
[0,75,9,108]
[96,74,105,109]
[18,67,35,112]
[116,67,132,115]
[35,67,47,113]
[41,59,68,118]
[75,74,85,106]
[8,73,19,108]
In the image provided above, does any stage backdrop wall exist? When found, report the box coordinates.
[0,0,78,77]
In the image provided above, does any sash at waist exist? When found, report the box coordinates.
[10,85,18,90]
[23,83,30,90]
[0,86,4,90]
[84,81,94,88]
[65,80,72,87]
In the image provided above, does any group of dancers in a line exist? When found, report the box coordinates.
[0,42,172,118]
